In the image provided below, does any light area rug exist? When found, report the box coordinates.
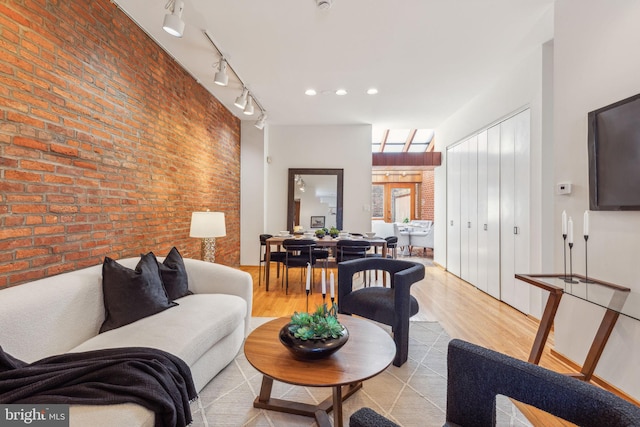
[189,318,532,427]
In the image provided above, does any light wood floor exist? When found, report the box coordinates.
[240,256,593,426]
[240,256,573,373]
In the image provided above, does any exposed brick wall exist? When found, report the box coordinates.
[420,170,434,221]
[0,0,241,288]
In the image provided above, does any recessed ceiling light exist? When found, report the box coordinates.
[335,89,347,96]
[305,89,317,96]
[367,88,379,95]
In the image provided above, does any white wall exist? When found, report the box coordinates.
[434,40,555,298]
[241,124,372,266]
[240,122,268,265]
[553,0,640,399]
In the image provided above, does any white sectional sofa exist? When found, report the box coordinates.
[0,257,253,427]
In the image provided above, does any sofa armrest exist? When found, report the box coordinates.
[182,258,253,337]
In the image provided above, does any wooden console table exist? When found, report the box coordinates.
[516,273,637,382]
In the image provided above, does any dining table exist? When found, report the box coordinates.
[263,235,388,292]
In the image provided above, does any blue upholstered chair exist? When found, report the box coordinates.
[337,258,425,367]
[349,339,640,427]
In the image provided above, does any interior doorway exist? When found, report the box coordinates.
[371,181,418,223]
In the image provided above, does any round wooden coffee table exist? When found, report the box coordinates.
[244,316,395,427]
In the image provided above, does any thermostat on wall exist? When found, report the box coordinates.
[557,182,572,195]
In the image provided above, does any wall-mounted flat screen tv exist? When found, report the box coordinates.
[588,92,640,210]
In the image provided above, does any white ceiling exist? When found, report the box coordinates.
[112,0,554,130]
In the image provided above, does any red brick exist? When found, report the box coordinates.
[34,225,65,235]
[50,143,79,157]
[20,160,55,172]
[13,136,48,151]
[0,260,30,274]
[16,248,50,259]
[0,0,241,286]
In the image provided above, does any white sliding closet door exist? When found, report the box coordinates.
[476,131,489,294]
[486,124,501,299]
[447,144,461,277]
[500,110,530,313]
[462,136,478,286]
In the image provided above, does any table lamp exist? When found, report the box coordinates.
[189,211,226,263]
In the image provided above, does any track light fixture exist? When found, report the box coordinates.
[163,0,185,38]
[243,96,254,115]
[201,31,266,125]
[214,59,229,86]
[234,88,248,109]
[255,112,267,130]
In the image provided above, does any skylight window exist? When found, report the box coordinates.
[371,128,434,153]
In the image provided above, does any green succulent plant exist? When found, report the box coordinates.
[288,303,345,341]
[315,229,326,238]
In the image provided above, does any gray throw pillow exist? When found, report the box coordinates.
[100,253,177,333]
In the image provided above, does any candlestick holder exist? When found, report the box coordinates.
[562,234,570,282]
[322,292,326,305]
[306,289,309,312]
[580,235,595,284]
[566,242,578,284]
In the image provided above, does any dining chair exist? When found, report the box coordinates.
[336,239,371,262]
[282,239,317,294]
[336,239,372,286]
[365,236,399,285]
[259,234,286,287]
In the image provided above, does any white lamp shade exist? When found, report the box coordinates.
[214,61,228,86]
[234,88,248,109]
[163,13,185,37]
[190,212,226,238]
[243,97,254,115]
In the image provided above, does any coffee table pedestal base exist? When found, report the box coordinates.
[253,375,363,427]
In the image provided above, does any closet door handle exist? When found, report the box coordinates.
[450,220,454,226]
[467,222,471,228]
[484,224,488,231]
[514,226,519,235]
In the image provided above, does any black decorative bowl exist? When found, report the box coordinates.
[279,323,349,360]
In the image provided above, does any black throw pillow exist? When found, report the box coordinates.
[157,247,192,300]
[100,253,177,333]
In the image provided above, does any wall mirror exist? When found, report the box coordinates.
[287,168,343,231]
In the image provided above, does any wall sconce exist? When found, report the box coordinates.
[189,211,226,262]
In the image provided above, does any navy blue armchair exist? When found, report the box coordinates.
[350,339,640,427]
[338,258,425,367]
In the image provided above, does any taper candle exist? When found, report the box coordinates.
[321,268,326,295]
[306,263,311,291]
[330,271,335,299]
[568,217,573,244]
[562,210,567,235]
[583,210,589,236]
